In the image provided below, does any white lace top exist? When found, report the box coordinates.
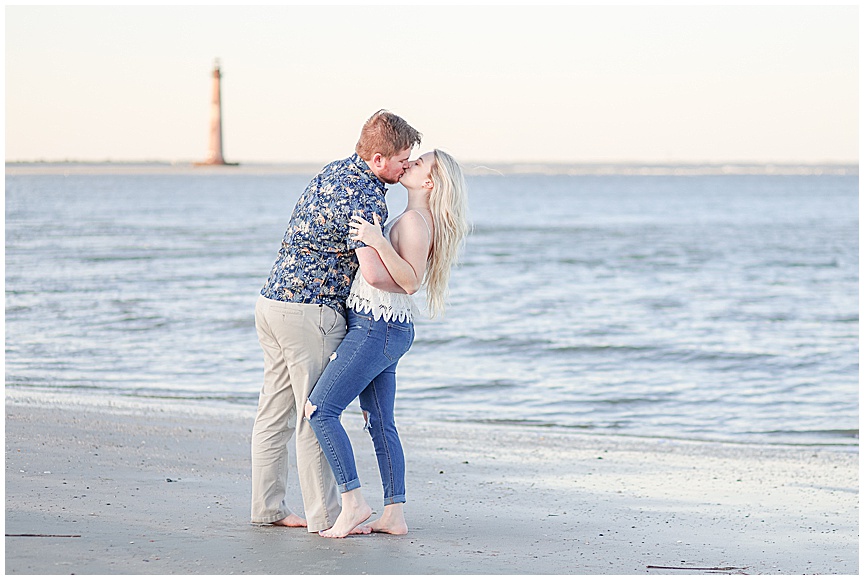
[346,211,431,323]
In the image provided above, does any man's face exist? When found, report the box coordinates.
[374,147,412,184]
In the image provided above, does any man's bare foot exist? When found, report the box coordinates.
[367,503,408,535]
[318,489,372,539]
[271,513,307,528]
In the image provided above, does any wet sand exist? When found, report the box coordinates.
[5,394,858,575]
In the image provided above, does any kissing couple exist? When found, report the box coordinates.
[250,110,470,538]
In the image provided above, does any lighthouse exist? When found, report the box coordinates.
[197,59,236,166]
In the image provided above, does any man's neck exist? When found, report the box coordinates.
[358,155,385,183]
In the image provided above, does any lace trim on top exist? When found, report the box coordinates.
[346,211,426,322]
[346,272,417,322]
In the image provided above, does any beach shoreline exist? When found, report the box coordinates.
[5,394,858,575]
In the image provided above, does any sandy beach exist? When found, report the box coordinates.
[5,393,858,575]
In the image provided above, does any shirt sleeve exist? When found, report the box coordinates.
[346,189,388,251]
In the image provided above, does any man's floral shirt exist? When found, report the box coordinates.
[260,153,388,318]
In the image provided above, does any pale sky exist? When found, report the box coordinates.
[5,4,859,164]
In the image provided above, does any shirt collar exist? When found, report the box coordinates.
[350,153,385,189]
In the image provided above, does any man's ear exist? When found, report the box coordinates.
[369,153,383,169]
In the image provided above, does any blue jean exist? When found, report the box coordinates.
[307,308,414,505]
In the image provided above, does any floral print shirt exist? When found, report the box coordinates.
[260,153,388,318]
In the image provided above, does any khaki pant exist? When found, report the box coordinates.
[251,295,345,532]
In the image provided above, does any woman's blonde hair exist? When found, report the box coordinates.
[424,149,471,318]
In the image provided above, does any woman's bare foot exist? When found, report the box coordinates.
[271,512,307,528]
[367,503,408,535]
[349,524,372,535]
[318,489,372,539]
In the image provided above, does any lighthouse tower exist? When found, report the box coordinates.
[197,59,236,166]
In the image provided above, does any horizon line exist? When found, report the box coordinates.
[6,158,857,165]
[5,159,858,177]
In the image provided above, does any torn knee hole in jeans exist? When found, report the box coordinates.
[304,399,317,420]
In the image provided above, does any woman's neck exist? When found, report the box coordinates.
[403,187,430,213]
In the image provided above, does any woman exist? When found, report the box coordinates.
[304,149,469,538]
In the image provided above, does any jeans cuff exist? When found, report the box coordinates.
[338,478,361,494]
[383,494,406,505]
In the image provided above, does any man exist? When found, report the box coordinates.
[251,110,421,533]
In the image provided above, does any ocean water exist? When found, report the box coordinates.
[5,167,859,446]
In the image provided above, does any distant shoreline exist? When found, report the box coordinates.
[5,160,858,177]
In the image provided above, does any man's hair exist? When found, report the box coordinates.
[355,110,422,160]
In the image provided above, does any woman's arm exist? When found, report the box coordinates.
[355,246,407,294]
[351,213,430,295]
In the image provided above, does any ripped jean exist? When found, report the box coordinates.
[307,308,414,505]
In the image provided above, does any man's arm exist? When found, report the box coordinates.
[355,246,408,294]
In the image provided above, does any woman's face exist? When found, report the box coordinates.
[399,152,435,190]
